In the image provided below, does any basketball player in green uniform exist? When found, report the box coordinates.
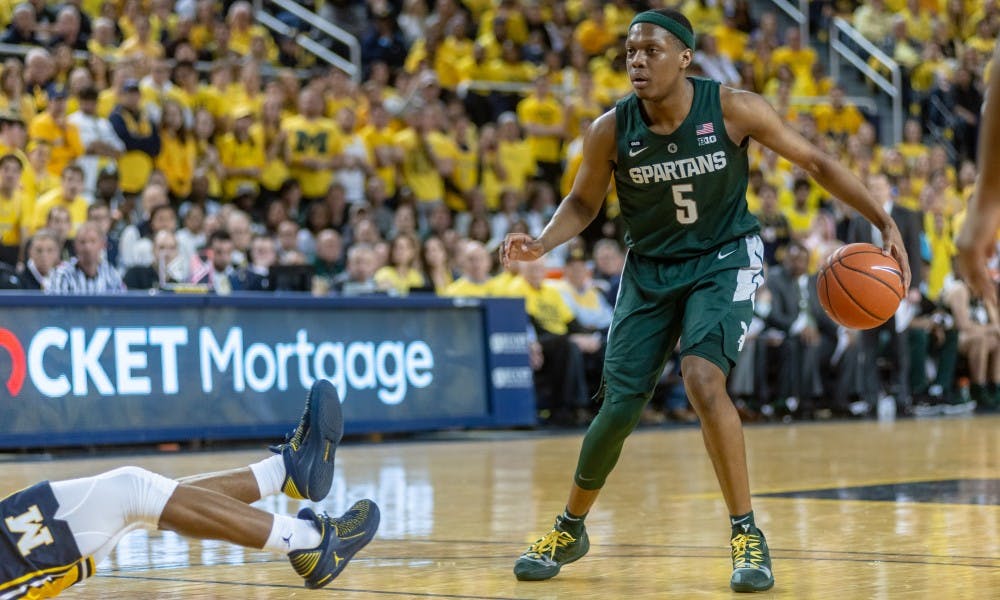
[956,39,1000,304]
[502,9,911,592]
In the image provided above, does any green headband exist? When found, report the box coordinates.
[629,11,695,50]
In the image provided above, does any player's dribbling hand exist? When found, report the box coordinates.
[881,223,911,291]
[501,233,545,268]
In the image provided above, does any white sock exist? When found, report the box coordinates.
[263,513,322,554]
[249,455,286,498]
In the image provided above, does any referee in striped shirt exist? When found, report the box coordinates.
[48,221,125,295]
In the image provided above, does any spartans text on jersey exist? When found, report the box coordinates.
[627,151,728,184]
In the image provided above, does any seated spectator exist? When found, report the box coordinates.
[552,246,613,398]
[176,202,207,261]
[0,153,26,265]
[191,230,236,295]
[592,238,624,305]
[48,221,124,294]
[118,184,170,268]
[331,243,379,296]
[33,164,87,236]
[694,33,740,86]
[17,229,61,290]
[86,202,118,267]
[374,233,427,295]
[941,271,999,412]
[49,5,88,51]
[421,235,454,294]
[123,230,186,290]
[312,229,344,282]
[444,240,495,297]
[231,234,277,291]
[68,86,124,198]
[43,205,73,262]
[754,183,791,265]
[2,4,41,46]
[513,259,591,425]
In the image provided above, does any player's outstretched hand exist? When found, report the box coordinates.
[501,233,544,268]
[881,223,911,291]
[955,225,999,305]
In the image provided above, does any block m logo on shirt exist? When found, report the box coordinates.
[4,505,54,557]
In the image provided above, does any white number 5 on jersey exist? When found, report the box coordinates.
[672,184,698,224]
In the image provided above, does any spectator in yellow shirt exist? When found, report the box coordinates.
[226,1,277,61]
[282,87,344,201]
[32,163,87,235]
[87,17,118,61]
[516,75,565,190]
[394,105,448,207]
[118,15,164,61]
[28,86,83,178]
[444,240,497,297]
[771,26,817,81]
[574,0,617,56]
[0,153,25,263]
[219,106,265,201]
[155,100,197,199]
[812,86,865,139]
[496,111,535,197]
[374,233,427,295]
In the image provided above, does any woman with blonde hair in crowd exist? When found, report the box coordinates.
[192,108,223,199]
[375,232,426,296]
[156,99,196,200]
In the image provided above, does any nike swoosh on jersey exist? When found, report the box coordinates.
[718,249,737,260]
[628,146,648,157]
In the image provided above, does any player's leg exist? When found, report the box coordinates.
[514,252,681,581]
[179,379,345,503]
[679,235,773,593]
[49,466,378,591]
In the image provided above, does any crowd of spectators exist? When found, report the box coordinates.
[0,0,995,425]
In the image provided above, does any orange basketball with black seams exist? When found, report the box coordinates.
[816,243,905,330]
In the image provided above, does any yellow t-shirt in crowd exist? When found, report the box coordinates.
[32,189,88,235]
[443,277,495,298]
[156,132,197,198]
[0,189,26,245]
[218,129,266,200]
[361,124,399,198]
[374,266,426,296]
[28,113,84,177]
[515,280,576,336]
[394,127,444,204]
[516,94,565,164]
[282,115,344,199]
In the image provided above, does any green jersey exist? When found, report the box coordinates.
[613,77,759,259]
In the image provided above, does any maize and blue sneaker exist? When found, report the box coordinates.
[288,500,381,589]
[513,515,590,581]
[271,379,344,501]
[730,526,775,592]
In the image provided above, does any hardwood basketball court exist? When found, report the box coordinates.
[1,416,997,599]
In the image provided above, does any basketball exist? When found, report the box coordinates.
[816,243,905,330]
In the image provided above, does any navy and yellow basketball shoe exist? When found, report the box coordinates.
[513,515,590,581]
[271,379,344,501]
[288,500,381,589]
[729,526,775,592]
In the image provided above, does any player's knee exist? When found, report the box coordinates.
[681,356,727,407]
[99,466,178,524]
[596,396,644,436]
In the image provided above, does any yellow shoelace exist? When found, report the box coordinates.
[731,533,765,568]
[527,529,577,560]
